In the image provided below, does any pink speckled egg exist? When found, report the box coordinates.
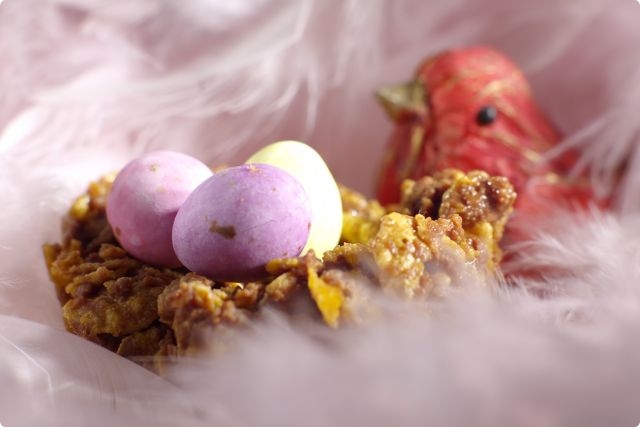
[172,164,312,281]
[106,150,212,267]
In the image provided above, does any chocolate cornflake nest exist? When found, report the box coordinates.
[43,169,515,370]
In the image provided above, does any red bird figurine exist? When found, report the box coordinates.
[376,46,600,240]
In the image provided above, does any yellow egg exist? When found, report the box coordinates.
[246,140,342,256]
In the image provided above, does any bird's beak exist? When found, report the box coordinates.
[375,80,427,121]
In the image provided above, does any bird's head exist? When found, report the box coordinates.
[376,46,563,204]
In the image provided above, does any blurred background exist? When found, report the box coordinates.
[2,0,639,195]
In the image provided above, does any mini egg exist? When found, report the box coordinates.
[172,164,312,281]
[246,140,342,256]
[106,150,212,267]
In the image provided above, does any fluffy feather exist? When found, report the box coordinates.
[1,0,640,425]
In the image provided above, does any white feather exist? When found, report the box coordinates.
[1,0,640,425]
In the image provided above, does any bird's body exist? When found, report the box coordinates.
[376,46,599,240]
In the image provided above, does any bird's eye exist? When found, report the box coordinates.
[476,106,498,126]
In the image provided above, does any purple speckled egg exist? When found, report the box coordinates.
[106,150,212,267]
[172,164,312,281]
